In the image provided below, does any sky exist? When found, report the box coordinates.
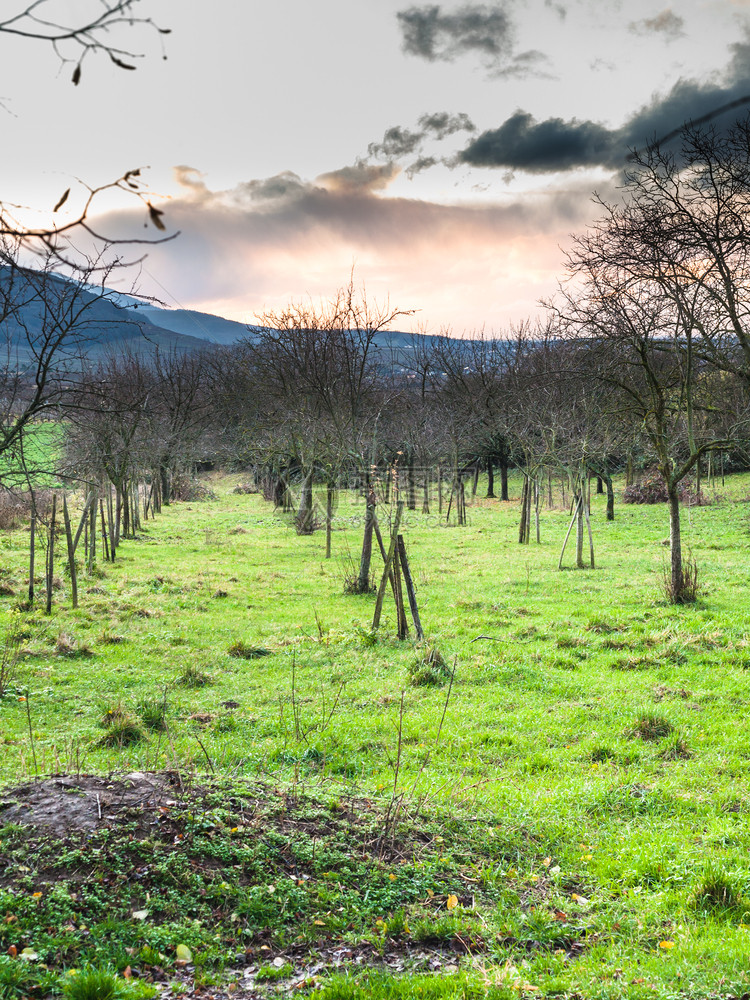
[2,0,750,333]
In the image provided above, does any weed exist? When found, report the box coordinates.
[0,609,38,696]
[97,715,147,747]
[137,693,169,731]
[407,646,451,687]
[99,701,127,728]
[0,955,35,998]
[658,731,692,760]
[55,632,93,658]
[661,551,702,604]
[628,713,674,741]
[255,963,293,982]
[227,640,272,660]
[177,664,212,688]
[62,967,131,1000]
[690,864,748,914]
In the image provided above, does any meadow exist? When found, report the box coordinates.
[1,474,750,999]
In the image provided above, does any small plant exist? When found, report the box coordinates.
[137,692,169,731]
[0,608,38,696]
[0,955,35,998]
[407,646,452,687]
[690,863,747,913]
[55,632,94,658]
[63,967,129,1000]
[590,744,616,762]
[628,713,673,741]
[255,963,293,983]
[177,664,212,688]
[227,640,272,660]
[97,714,147,747]
[99,630,126,645]
[658,731,692,760]
[661,552,701,604]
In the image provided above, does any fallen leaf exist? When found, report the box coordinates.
[659,940,675,950]
[446,894,458,910]
[20,948,38,961]
[175,944,193,963]
[132,910,149,921]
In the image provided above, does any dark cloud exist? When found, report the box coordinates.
[459,37,750,173]
[460,111,615,171]
[396,3,549,77]
[629,9,685,41]
[368,111,476,162]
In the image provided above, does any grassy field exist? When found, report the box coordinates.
[1,473,750,999]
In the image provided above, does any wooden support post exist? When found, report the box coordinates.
[397,534,423,641]
[62,495,78,609]
[46,494,56,615]
[558,496,582,570]
[28,514,35,606]
[372,502,403,631]
[100,499,110,563]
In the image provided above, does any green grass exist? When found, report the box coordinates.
[1,471,750,997]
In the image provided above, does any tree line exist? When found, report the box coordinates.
[3,117,750,605]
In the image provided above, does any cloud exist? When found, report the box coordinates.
[367,111,476,174]
[396,3,549,77]
[459,36,750,172]
[93,163,602,332]
[629,9,685,41]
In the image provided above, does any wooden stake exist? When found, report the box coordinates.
[397,534,423,641]
[46,494,56,615]
[100,498,110,563]
[372,501,403,631]
[62,495,78,609]
[28,514,35,606]
[558,495,581,570]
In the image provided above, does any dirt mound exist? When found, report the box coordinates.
[0,771,183,836]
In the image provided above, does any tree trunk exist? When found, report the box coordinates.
[296,470,314,535]
[325,484,334,559]
[596,476,604,494]
[518,476,528,544]
[486,457,495,498]
[407,459,416,511]
[160,463,171,506]
[668,486,684,602]
[500,456,509,501]
[604,474,615,521]
[471,463,479,497]
[357,490,376,591]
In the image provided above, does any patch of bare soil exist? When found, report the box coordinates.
[0,771,183,836]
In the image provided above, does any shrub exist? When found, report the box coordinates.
[623,471,705,506]
[170,475,217,502]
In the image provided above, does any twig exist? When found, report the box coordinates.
[195,736,215,774]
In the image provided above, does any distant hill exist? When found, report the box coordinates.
[0,266,440,366]
[123,303,250,346]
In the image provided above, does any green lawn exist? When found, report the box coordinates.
[1,473,750,998]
